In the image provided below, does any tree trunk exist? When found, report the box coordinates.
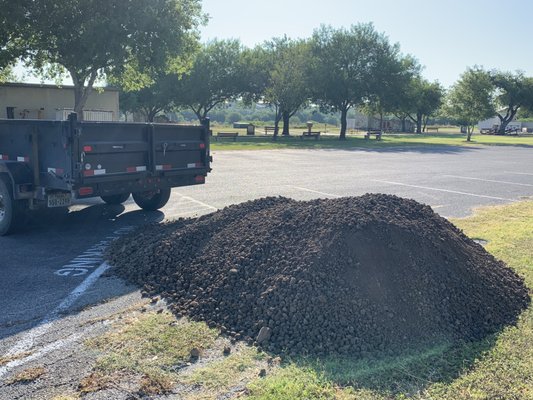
[497,107,518,135]
[466,126,473,142]
[190,106,207,124]
[147,108,158,122]
[70,70,98,121]
[401,117,406,133]
[497,116,510,135]
[416,113,422,133]
[273,108,282,141]
[422,115,429,132]
[282,111,290,136]
[416,112,423,133]
[339,107,348,140]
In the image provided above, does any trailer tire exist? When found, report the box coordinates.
[132,188,171,211]
[101,193,131,205]
[0,177,27,235]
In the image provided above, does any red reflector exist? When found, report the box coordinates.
[83,170,94,177]
[195,175,205,183]
[199,143,206,149]
[83,145,93,152]
[78,187,93,196]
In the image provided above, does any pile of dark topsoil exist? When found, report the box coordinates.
[107,194,530,357]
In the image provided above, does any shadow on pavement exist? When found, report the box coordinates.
[0,203,165,341]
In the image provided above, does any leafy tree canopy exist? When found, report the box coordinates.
[309,23,406,139]
[3,0,205,116]
[260,37,311,136]
[171,39,246,122]
[444,66,495,140]
[489,70,533,133]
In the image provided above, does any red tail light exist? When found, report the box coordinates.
[194,175,205,183]
[83,145,93,152]
[78,187,94,196]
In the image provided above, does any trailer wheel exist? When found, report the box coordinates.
[0,177,27,235]
[132,188,171,211]
[101,193,131,205]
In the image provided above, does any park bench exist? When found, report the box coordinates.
[264,126,276,135]
[300,131,321,140]
[215,132,238,141]
[426,127,439,132]
[364,130,382,140]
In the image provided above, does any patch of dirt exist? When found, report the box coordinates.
[107,194,530,357]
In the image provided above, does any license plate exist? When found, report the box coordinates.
[47,192,72,208]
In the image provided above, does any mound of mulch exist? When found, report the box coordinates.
[107,194,530,356]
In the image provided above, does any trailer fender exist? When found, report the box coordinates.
[0,161,34,199]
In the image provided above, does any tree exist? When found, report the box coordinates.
[444,67,495,141]
[119,73,177,122]
[490,71,533,134]
[0,0,30,81]
[310,24,405,139]
[171,39,245,122]
[264,38,311,137]
[238,38,311,139]
[10,0,204,118]
[227,112,243,124]
[363,55,418,132]
[0,0,30,69]
[400,77,444,133]
[0,65,15,83]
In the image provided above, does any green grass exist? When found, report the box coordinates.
[244,201,533,399]
[209,131,533,151]
[85,311,218,394]
[247,364,360,400]
[180,345,265,397]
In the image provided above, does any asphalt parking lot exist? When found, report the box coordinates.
[1,144,532,390]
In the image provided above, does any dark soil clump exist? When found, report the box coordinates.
[107,194,530,356]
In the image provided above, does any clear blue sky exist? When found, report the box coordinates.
[16,0,533,88]
[201,0,533,88]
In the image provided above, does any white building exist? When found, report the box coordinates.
[347,110,415,132]
[477,116,522,131]
[0,82,119,121]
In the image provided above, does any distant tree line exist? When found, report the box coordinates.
[2,1,533,141]
[116,24,449,140]
[167,102,342,127]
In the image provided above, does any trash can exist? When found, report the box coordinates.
[247,123,255,135]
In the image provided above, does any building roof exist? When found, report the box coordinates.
[0,82,119,92]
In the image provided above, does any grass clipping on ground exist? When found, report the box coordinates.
[85,311,218,395]
[85,201,533,399]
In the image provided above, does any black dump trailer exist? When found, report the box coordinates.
[0,114,211,235]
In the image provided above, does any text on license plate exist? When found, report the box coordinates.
[47,192,72,208]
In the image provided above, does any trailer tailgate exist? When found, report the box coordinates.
[76,121,209,185]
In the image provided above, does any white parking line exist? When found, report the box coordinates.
[443,175,533,187]
[372,180,513,201]
[0,328,93,380]
[1,262,111,364]
[504,171,533,177]
[178,195,218,211]
[289,186,342,198]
